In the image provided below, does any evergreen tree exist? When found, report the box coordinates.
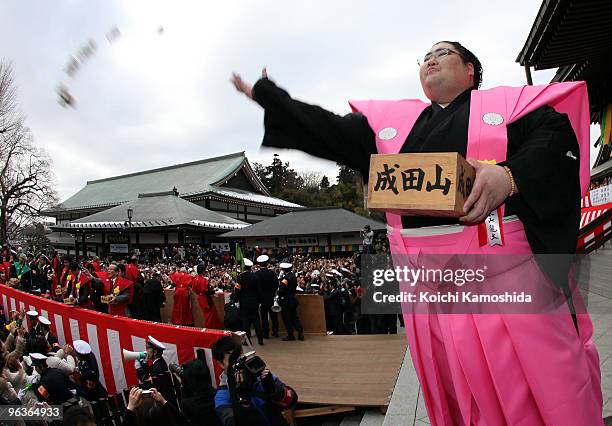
[320,175,330,189]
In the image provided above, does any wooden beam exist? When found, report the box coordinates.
[524,64,533,85]
[293,405,356,418]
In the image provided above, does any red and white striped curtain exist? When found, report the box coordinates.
[0,286,227,395]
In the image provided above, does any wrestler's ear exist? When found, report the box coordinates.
[466,62,474,80]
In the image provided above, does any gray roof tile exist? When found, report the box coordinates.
[220,207,385,238]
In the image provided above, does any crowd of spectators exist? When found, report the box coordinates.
[0,243,400,335]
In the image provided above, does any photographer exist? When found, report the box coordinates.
[211,336,297,426]
[123,387,185,426]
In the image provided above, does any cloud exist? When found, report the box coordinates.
[0,0,598,200]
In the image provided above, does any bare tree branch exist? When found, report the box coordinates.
[0,59,58,244]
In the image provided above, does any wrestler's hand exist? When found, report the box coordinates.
[460,160,512,224]
[230,67,268,100]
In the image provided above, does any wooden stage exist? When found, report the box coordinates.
[253,333,407,408]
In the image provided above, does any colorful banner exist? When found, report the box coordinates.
[0,285,228,396]
[287,245,365,254]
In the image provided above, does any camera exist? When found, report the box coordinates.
[169,362,184,378]
[228,350,268,407]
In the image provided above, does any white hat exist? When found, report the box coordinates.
[311,270,320,278]
[280,262,292,269]
[256,255,269,263]
[243,259,253,267]
[38,316,51,326]
[30,353,48,364]
[73,340,91,355]
[26,310,38,317]
[147,336,166,351]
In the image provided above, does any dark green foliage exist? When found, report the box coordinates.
[253,154,368,216]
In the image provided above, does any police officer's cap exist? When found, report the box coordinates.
[38,316,51,326]
[243,258,253,267]
[30,353,48,365]
[26,310,38,317]
[280,262,292,269]
[73,340,92,355]
[256,255,269,263]
[147,336,166,351]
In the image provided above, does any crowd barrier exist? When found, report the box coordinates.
[0,285,228,395]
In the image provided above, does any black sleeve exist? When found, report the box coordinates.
[503,106,581,255]
[252,78,376,178]
[121,409,137,426]
[158,282,166,305]
[78,285,90,305]
[162,401,188,425]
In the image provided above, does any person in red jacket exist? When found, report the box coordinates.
[0,263,7,285]
[1,247,11,279]
[125,256,140,283]
[91,256,101,272]
[105,263,134,317]
[192,264,222,329]
[169,269,194,326]
[53,255,72,300]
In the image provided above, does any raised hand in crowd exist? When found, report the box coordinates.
[127,387,143,411]
[63,344,74,356]
[148,387,166,405]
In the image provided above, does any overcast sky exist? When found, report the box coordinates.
[1,1,598,202]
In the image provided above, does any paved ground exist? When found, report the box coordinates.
[388,241,612,425]
[302,242,612,425]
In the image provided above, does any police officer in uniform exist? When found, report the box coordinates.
[255,255,279,339]
[278,263,304,341]
[26,310,42,337]
[73,340,107,401]
[31,352,76,405]
[136,336,175,404]
[235,258,264,345]
[38,316,59,348]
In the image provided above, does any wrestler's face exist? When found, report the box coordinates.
[419,42,474,103]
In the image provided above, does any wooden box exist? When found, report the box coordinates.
[367,153,475,217]
[101,295,113,304]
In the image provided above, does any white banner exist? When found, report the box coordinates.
[110,243,128,253]
[590,183,612,206]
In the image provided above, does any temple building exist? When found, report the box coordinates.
[45,152,301,256]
